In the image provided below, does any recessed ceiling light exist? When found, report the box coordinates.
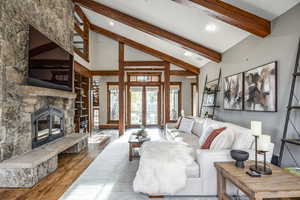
[109,21,114,26]
[205,23,217,32]
[184,51,193,57]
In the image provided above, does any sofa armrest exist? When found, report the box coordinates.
[196,149,232,178]
[196,143,274,178]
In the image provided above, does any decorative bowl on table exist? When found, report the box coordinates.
[230,150,249,168]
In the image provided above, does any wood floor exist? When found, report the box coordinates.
[0,136,110,200]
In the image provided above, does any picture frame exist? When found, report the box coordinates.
[223,72,243,111]
[243,61,277,112]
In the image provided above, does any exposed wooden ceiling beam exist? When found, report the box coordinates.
[74,5,90,27]
[73,0,221,62]
[90,69,196,76]
[123,61,166,66]
[90,24,200,74]
[74,23,87,40]
[178,0,270,37]
[91,70,119,76]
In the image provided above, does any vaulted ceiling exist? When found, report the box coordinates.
[75,0,300,69]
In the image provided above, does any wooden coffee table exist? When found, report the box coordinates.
[215,161,300,200]
[128,135,150,161]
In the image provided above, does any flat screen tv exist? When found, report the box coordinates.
[28,25,73,91]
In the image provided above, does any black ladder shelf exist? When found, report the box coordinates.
[279,39,300,167]
[199,69,221,119]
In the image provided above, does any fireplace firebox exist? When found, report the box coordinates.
[32,106,65,149]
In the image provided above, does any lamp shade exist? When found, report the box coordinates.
[258,135,271,151]
[251,121,262,136]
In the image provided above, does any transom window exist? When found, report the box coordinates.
[128,72,161,83]
[129,75,160,82]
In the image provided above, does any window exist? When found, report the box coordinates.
[191,83,198,116]
[170,83,181,121]
[128,73,161,82]
[107,83,119,123]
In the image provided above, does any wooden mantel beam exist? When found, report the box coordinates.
[123,61,166,67]
[73,0,221,62]
[180,0,270,37]
[90,24,200,74]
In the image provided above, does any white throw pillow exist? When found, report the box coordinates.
[191,118,205,137]
[178,118,194,134]
[210,127,235,150]
[230,123,254,150]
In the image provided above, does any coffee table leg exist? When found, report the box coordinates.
[217,170,226,200]
[129,144,132,161]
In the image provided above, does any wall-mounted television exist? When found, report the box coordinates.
[28,25,73,91]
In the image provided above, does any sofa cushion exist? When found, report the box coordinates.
[191,118,205,137]
[210,127,235,150]
[179,133,199,149]
[168,130,186,140]
[178,118,194,134]
[201,127,226,149]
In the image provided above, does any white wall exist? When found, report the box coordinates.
[198,4,300,167]
[171,76,196,116]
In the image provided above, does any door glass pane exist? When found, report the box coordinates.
[109,86,119,121]
[93,109,99,128]
[146,86,158,125]
[37,115,49,140]
[170,85,180,121]
[192,84,198,116]
[130,86,143,125]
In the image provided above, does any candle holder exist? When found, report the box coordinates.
[249,136,272,175]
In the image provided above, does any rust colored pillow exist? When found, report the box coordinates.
[201,127,227,149]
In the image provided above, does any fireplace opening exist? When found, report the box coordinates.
[32,106,65,149]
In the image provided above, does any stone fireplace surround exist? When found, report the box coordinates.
[0,86,88,188]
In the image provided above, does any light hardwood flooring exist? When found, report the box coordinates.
[0,134,110,200]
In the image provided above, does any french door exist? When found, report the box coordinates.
[128,85,160,127]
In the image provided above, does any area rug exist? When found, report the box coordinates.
[60,129,216,200]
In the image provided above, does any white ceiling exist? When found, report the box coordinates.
[80,0,300,69]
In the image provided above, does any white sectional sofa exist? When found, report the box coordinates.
[161,117,274,196]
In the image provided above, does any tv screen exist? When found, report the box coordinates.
[28,25,73,91]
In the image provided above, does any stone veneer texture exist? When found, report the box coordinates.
[0,0,74,162]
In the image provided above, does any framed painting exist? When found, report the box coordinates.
[243,61,277,112]
[223,73,243,110]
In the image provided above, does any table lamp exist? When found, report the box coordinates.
[249,121,272,175]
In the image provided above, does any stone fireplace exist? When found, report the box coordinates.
[0,0,91,188]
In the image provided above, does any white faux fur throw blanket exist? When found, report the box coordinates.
[133,140,194,195]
